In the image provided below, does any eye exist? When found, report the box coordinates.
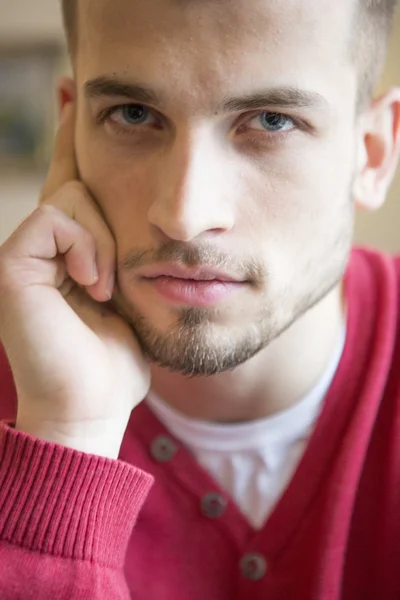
[248,112,296,133]
[106,104,157,127]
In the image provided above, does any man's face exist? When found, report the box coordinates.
[74,0,358,375]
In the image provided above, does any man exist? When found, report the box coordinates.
[0,0,399,597]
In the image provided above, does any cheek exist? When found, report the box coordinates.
[246,134,355,230]
[237,135,356,280]
[76,131,156,243]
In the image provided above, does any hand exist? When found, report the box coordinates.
[0,104,150,458]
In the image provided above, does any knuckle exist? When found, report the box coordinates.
[41,181,115,264]
[35,203,59,218]
[32,205,74,238]
[33,204,65,225]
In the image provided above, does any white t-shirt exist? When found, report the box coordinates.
[146,327,346,529]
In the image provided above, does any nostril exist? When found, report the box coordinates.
[147,197,234,242]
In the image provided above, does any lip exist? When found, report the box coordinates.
[137,263,246,307]
[139,264,245,283]
[145,277,244,307]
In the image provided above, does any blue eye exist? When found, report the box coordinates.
[121,104,149,124]
[107,104,156,127]
[260,112,294,131]
[249,112,295,133]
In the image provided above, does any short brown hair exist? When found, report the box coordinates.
[62,0,76,53]
[61,0,398,104]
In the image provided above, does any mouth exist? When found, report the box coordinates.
[139,264,245,283]
[138,264,247,307]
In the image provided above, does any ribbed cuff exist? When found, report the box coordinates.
[0,422,153,567]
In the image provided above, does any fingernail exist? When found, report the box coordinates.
[93,263,99,283]
[106,274,114,300]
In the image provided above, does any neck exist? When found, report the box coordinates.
[150,282,345,423]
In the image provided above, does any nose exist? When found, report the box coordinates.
[147,127,235,242]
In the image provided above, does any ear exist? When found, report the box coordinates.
[56,76,77,121]
[353,88,400,212]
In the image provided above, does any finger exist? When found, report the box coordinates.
[42,181,116,302]
[0,205,98,292]
[40,102,78,201]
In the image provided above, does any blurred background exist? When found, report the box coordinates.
[0,0,399,249]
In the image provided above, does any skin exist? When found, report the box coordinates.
[59,0,400,422]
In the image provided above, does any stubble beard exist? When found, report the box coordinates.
[113,270,344,378]
[113,218,353,377]
[115,298,277,377]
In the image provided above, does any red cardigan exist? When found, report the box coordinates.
[1,247,400,600]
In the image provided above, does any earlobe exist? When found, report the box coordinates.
[57,76,77,120]
[354,88,400,213]
[353,169,385,212]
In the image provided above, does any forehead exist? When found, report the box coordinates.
[77,0,357,110]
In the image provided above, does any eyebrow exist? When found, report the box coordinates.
[84,76,329,112]
[221,88,329,112]
[85,77,161,105]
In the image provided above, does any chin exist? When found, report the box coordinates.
[120,303,272,376]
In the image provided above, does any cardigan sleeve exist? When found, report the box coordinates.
[0,422,153,600]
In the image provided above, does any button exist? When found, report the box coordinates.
[240,553,267,581]
[201,492,227,519]
[150,435,177,463]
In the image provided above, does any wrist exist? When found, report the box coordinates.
[15,416,129,459]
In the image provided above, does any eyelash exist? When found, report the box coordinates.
[99,104,300,139]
